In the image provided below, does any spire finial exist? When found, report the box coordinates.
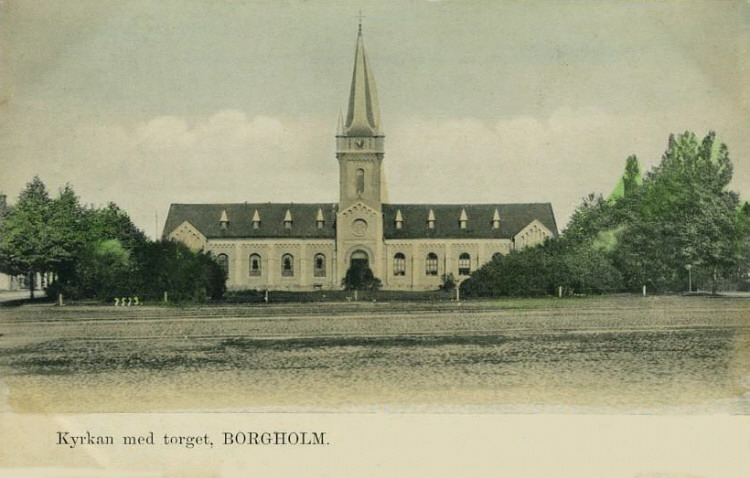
[358,10,363,34]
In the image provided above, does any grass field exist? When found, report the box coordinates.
[1,295,748,413]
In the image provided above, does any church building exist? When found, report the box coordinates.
[163,27,558,291]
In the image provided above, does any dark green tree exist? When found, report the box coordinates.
[341,262,382,291]
[617,131,742,292]
[0,177,52,298]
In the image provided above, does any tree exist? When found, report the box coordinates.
[617,131,742,292]
[0,177,52,298]
[341,262,382,291]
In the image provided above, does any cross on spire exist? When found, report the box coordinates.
[358,10,364,33]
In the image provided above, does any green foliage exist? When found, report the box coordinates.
[463,131,746,296]
[127,240,227,301]
[341,262,382,291]
[440,273,456,291]
[0,176,53,277]
[616,131,741,291]
[1,177,225,302]
[461,240,622,297]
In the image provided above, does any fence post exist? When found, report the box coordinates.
[642,285,646,297]
[163,291,168,303]
[58,293,63,307]
[558,286,562,298]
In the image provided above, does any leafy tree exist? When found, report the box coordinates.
[0,177,52,298]
[341,262,382,291]
[84,202,147,250]
[617,131,742,292]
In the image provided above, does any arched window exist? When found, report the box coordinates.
[492,252,503,262]
[314,254,326,277]
[216,253,229,276]
[425,253,438,276]
[458,253,471,276]
[393,253,406,276]
[249,254,261,276]
[281,254,294,277]
[355,169,365,195]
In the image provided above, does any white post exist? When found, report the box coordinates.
[163,291,168,303]
[58,293,63,307]
[354,290,358,301]
[642,285,646,297]
[558,286,562,298]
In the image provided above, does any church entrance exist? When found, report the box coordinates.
[350,250,369,269]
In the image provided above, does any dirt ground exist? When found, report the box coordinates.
[1,296,748,413]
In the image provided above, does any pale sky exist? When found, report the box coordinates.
[1,0,748,238]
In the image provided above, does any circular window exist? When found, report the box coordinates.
[351,219,368,237]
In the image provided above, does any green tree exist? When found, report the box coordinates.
[341,262,382,291]
[617,131,742,292]
[0,177,52,298]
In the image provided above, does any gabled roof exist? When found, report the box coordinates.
[382,203,558,240]
[164,203,337,239]
[164,202,557,241]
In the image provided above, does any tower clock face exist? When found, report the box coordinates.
[351,219,368,237]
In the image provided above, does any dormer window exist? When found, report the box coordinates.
[459,208,468,230]
[220,210,229,231]
[284,209,293,230]
[315,208,325,229]
[252,210,261,229]
[492,208,500,230]
[428,209,435,230]
[395,209,403,230]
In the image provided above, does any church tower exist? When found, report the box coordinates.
[335,24,386,281]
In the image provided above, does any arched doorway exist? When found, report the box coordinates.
[350,250,369,269]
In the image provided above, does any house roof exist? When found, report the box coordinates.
[163,203,338,239]
[382,203,558,240]
[164,202,557,241]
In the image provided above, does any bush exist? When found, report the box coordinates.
[341,263,382,291]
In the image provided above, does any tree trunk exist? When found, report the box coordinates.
[28,270,35,300]
[711,269,718,295]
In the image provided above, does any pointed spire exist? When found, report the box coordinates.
[283,209,293,229]
[344,26,380,137]
[492,208,500,229]
[252,209,260,229]
[395,209,403,229]
[315,208,325,229]
[428,209,435,229]
[336,109,344,136]
[220,209,229,231]
[459,208,468,230]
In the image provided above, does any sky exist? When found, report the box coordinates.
[1,0,748,238]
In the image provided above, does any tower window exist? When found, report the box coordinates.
[282,254,294,277]
[425,253,438,276]
[393,253,406,276]
[249,254,261,276]
[355,169,365,195]
[314,254,326,277]
[458,253,471,276]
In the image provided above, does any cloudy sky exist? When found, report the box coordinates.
[1,0,748,238]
